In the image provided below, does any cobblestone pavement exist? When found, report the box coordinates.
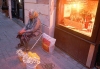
[0,12,97,69]
[0,12,26,69]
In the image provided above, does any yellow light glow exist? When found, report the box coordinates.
[91,17,95,23]
[77,3,81,12]
[73,3,77,8]
[72,2,83,13]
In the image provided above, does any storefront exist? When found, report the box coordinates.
[54,0,100,68]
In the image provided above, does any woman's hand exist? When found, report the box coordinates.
[18,29,26,35]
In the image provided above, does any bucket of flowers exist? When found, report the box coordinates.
[16,49,40,69]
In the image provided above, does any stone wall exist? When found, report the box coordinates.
[37,0,49,4]
[8,0,12,19]
[24,0,56,37]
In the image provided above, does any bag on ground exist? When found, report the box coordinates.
[42,33,56,53]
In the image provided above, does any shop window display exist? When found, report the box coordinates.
[58,0,98,37]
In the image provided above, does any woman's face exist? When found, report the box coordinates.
[29,12,33,19]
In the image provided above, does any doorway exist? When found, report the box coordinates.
[2,0,9,17]
[11,0,24,23]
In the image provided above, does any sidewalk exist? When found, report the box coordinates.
[0,12,97,69]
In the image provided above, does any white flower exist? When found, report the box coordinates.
[23,54,29,63]
[16,49,24,57]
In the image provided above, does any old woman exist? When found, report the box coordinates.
[16,10,41,51]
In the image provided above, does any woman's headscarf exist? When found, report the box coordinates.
[33,11,38,18]
[29,9,38,18]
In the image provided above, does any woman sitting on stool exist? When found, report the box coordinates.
[16,10,41,51]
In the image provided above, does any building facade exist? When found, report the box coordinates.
[7,0,56,37]
[6,0,100,68]
[54,0,100,68]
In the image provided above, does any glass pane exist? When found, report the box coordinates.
[19,0,23,20]
[59,0,99,37]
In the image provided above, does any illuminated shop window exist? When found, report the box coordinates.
[58,0,99,37]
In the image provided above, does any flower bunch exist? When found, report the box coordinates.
[16,49,40,65]
[16,49,25,57]
[23,55,40,64]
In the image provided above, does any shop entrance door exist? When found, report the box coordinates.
[11,0,24,23]
[17,0,24,22]
[2,0,9,17]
